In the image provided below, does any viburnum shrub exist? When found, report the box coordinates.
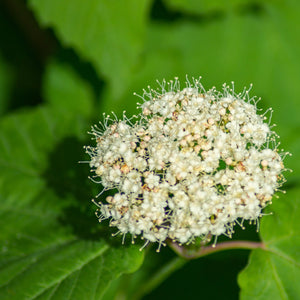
[84,77,288,252]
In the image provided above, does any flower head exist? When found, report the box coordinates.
[85,77,288,251]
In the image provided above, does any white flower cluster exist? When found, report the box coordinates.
[85,78,287,251]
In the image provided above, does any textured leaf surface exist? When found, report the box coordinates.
[238,187,300,299]
[28,0,152,99]
[0,63,143,299]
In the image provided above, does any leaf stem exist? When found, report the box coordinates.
[168,240,266,259]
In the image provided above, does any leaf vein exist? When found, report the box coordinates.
[12,117,40,163]
[46,283,61,300]
[67,269,81,300]
[31,244,110,300]
[268,254,289,300]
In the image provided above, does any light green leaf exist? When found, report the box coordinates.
[28,0,152,99]
[43,62,94,117]
[238,187,300,299]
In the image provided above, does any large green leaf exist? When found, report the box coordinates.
[0,63,144,299]
[238,187,300,299]
[28,0,152,99]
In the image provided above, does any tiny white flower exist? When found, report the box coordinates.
[144,173,160,189]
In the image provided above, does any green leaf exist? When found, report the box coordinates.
[238,187,300,299]
[0,63,144,299]
[0,240,107,300]
[101,248,187,300]
[28,0,152,99]
[43,62,94,117]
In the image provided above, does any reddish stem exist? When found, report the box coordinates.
[168,240,266,259]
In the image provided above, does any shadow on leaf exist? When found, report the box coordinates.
[43,136,125,247]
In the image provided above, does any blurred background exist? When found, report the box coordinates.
[0,0,299,299]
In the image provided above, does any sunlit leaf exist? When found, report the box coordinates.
[238,187,300,299]
[43,62,94,117]
[28,0,152,99]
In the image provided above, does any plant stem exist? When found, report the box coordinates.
[131,240,265,299]
[132,256,187,300]
[168,240,266,259]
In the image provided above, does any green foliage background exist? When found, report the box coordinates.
[0,0,299,299]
